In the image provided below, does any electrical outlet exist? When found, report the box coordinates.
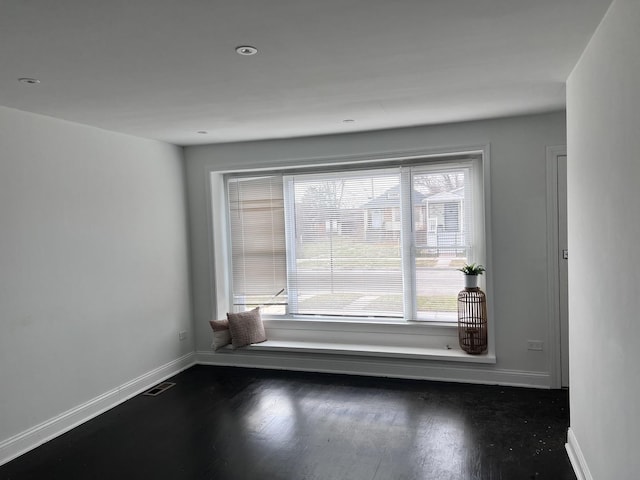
[527,340,544,351]
[179,331,187,341]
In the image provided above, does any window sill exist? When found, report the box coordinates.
[222,340,495,364]
[218,318,495,364]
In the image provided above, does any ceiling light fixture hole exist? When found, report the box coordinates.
[18,77,41,85]
[235,45,258,56]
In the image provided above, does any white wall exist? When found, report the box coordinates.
[566,0,640,478]
[0,107,192,449]
[184,111,566,385]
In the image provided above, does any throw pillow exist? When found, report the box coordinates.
[226,307,267,348]
[209,319,232,350]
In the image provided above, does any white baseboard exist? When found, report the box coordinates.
[0,352,195,467]
[566,427,593,480]
[196,349,551,388]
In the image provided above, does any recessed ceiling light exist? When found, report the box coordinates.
[235,45,258,56]
[18,77,41,85]
[197,131,208,134]
[343,119,355,123]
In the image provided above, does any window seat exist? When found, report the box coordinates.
[221,339,495,364]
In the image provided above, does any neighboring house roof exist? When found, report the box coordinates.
[363,185,428,209]
[424,187,464,203]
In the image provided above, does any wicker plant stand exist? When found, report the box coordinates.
[457,287,488,354]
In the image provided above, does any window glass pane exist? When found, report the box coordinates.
[224,154,482,323]
[227,175,287,314]
[412,167,472,321]
[287,171,404,318]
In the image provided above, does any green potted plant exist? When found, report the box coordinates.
[457,263,485,289]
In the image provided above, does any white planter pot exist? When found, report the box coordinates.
[464,274,479,289]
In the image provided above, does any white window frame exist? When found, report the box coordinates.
[207,145,494,358]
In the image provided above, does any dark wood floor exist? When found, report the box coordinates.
[0,365,576,480]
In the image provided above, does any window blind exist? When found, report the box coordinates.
[224,154,482,321]
[285,170,404,318]
[411,166,473,321]
[227,175,287,313]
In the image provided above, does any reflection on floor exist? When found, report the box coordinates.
[0,365,576,480]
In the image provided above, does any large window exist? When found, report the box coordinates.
[225,153,484,323]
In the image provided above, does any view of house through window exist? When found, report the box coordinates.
[225,155,482,322]
[287,170,403,318]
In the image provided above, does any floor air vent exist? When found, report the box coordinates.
[143,382,176,396]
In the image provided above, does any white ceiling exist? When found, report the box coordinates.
[0,0,612,146]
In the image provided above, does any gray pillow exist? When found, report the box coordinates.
[226,307,267,348]
[209,319,231,350]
